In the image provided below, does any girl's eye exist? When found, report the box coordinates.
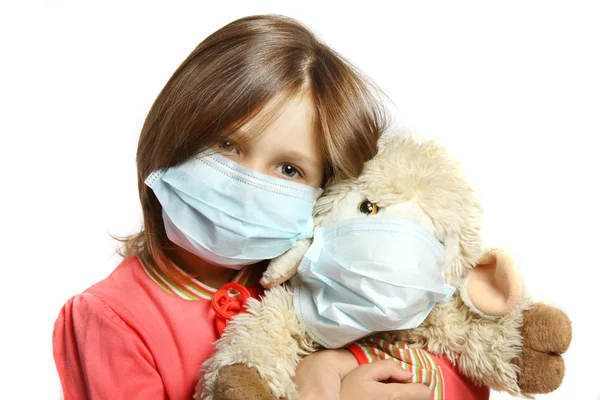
[358,200,378,215]
[278,164,301,178]
[218,140,239,154]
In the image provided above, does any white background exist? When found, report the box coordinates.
[1,1,598,399]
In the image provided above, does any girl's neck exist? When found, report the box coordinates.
[165,246,237,289]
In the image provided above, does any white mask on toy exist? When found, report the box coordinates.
[293,218,455,348]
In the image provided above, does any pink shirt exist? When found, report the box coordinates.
[53,254,262,400]
[54,253,488,400]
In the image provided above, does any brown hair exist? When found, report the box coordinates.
[118,14,389,276]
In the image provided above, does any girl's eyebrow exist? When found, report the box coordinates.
[280,150,319,167]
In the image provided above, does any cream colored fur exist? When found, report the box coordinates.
[199,131,528,399]
[199,285,318,400]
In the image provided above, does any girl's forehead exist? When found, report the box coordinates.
[232,93,318,153]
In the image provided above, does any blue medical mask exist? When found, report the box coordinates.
[293,218,456,348]
[145,151,323,269]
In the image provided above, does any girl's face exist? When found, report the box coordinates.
[216,94,325,188]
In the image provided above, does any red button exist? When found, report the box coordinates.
[212,282,251,320]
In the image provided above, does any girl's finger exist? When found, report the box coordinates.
[361,359,414,382]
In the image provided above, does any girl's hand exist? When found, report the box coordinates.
[340,359,431,400]
[294,349,359,400]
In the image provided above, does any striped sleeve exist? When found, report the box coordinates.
[347,338,445,400]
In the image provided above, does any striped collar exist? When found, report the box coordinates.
[138,251,254,301]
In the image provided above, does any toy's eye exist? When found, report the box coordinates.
[358,200,378,215]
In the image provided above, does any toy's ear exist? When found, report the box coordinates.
[461,249,522,317]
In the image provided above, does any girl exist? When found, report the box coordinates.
[52,14,431,400]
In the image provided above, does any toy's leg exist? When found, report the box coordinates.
[520,303,572,354]
[513,347,565,394]
[513,303,572,394]
[211,364,276,400]
[197,285,316,400]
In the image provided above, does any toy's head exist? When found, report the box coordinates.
[266,131,522,317]
[314,131,483,283]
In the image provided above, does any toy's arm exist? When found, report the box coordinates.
[260,239,311,289]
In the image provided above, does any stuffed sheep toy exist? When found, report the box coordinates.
[197,132,572,399]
